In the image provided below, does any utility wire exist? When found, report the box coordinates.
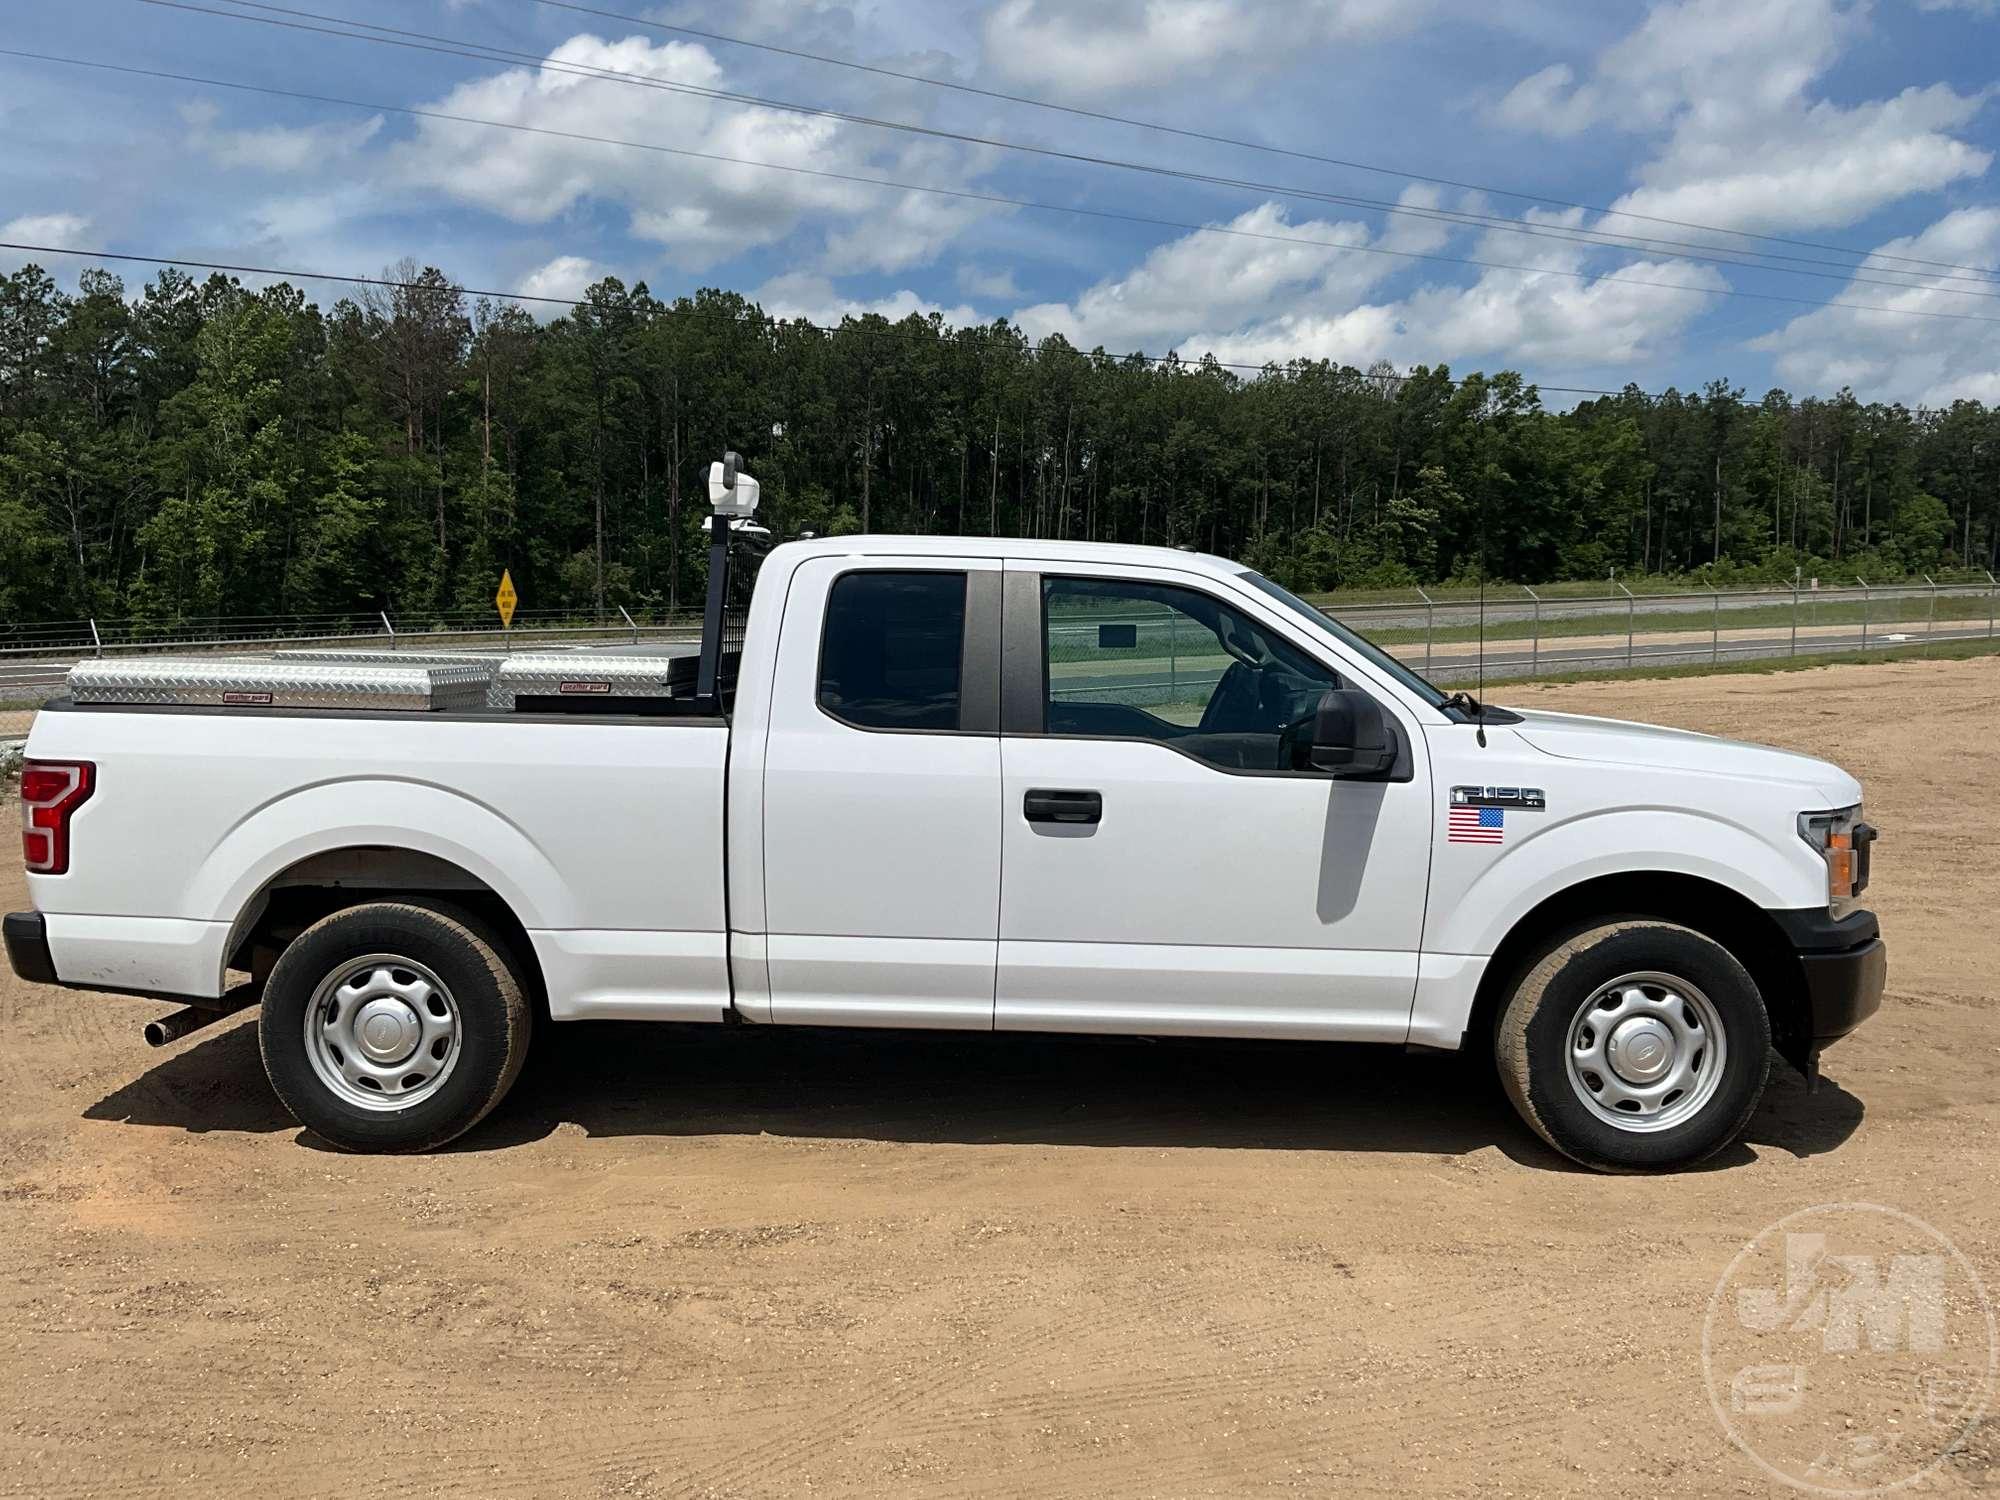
[198,0,2000,294]
[19,44,2000,331]
[145,0,2000,298]
[530,0,2000,283]
[0,236,1770,403]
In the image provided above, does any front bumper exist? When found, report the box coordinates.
[4,910,59,986]
[1774,906,1886,1046]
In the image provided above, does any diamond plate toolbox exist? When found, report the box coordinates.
[488,650,696,709]
[273,648,504,668]
[68,656,496,712]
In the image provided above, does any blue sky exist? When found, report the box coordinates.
[4,0,1999,406]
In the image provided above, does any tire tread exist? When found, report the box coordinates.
[258,900,531,1153]
[1495,919,1769,1173]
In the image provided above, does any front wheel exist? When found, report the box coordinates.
[1496,920,1770,1172]
[258,901,532,1153]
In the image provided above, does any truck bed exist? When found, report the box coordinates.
[24,701,731,1019]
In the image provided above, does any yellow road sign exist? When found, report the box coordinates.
[495,569,518,628]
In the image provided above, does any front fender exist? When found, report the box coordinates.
[1426,805,1820,960]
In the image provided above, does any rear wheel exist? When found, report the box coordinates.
[258,901,531,1153]
[1496,920,1770,1172]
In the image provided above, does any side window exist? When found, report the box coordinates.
[819,570,967,730]
[1042,576,1339,771]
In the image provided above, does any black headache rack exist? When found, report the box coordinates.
[698,455,767,714]
[502,451,767,718]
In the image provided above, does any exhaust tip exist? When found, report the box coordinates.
[141,988,259,1048]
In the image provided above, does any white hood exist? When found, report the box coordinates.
[1505,708,1860,805]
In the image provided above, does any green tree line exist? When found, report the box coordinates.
[3,260,1997,629]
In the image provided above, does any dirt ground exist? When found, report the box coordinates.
[3,657,1998,1499]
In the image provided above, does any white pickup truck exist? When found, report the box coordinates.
[7,460,1883,1171]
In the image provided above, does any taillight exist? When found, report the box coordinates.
[21,760,94,875]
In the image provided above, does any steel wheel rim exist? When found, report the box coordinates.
[1564,970,1727,1133]
[304,953,461,1111]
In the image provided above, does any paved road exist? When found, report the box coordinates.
[1414,621,1994,680]
[1332,582,1977,633]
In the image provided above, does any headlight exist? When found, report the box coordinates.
[1798,804,1874,909]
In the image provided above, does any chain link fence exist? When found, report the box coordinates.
[1319,574,2000,686]
[5,574,1998,746]
[1044,574,2000,716]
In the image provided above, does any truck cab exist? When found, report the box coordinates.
[6,467,1885,1171]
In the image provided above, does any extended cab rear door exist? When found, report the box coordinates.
[756,554,1004,1027]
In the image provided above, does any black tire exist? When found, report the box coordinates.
[1496,920,1770,1173]
[258,901,532,1153]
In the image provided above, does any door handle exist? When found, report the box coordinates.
[1024,788,1102,824]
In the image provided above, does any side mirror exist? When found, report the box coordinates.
[1306,688,1399,778]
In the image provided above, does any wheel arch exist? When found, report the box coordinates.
[1465,871,1812,1072]
[225,846,545,1014]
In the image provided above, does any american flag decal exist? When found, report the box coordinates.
[1448,805,1505,844]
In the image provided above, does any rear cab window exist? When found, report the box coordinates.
[817,570,968,730]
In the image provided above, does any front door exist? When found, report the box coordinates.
[996,562,1433,1040]
[760,555,1003,1028]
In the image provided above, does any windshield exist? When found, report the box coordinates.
[1237,571,1449,708]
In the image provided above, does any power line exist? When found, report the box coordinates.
[198,0,2000,295]
[172,0,2000,293]
[0,240,1936,408]
[143,0,2000,300]
[530,0,2000,284]
[21,43,2000,332]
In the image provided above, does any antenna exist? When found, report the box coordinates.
[1476,571,1485,698]
[1474,566,1487,748]
[1473,471,1490,747]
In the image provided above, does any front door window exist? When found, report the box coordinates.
[1041,575,1339,772]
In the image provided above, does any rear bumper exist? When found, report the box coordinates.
[1773,906,1886,1046]
[5,908,226,1001]
[4,911,58,985]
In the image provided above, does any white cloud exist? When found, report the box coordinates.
[0,211,92,249]
[1614,83,1991,234]
[1751,207,2000,407]
[957,264,1021,301]
[516,254,604,305]
[1493,65,1595,137]
[981,0,1433,94]
[753,271,981,326]
[1013,193,1450,351]
[387,33,992,274]
[1495,0,1992,234]
[182,100,384,173]
[1011,197,1726,373]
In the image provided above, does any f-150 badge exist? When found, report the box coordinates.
[1451,786,1546,810]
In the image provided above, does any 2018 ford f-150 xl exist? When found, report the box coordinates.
[6,459,1884,1171]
